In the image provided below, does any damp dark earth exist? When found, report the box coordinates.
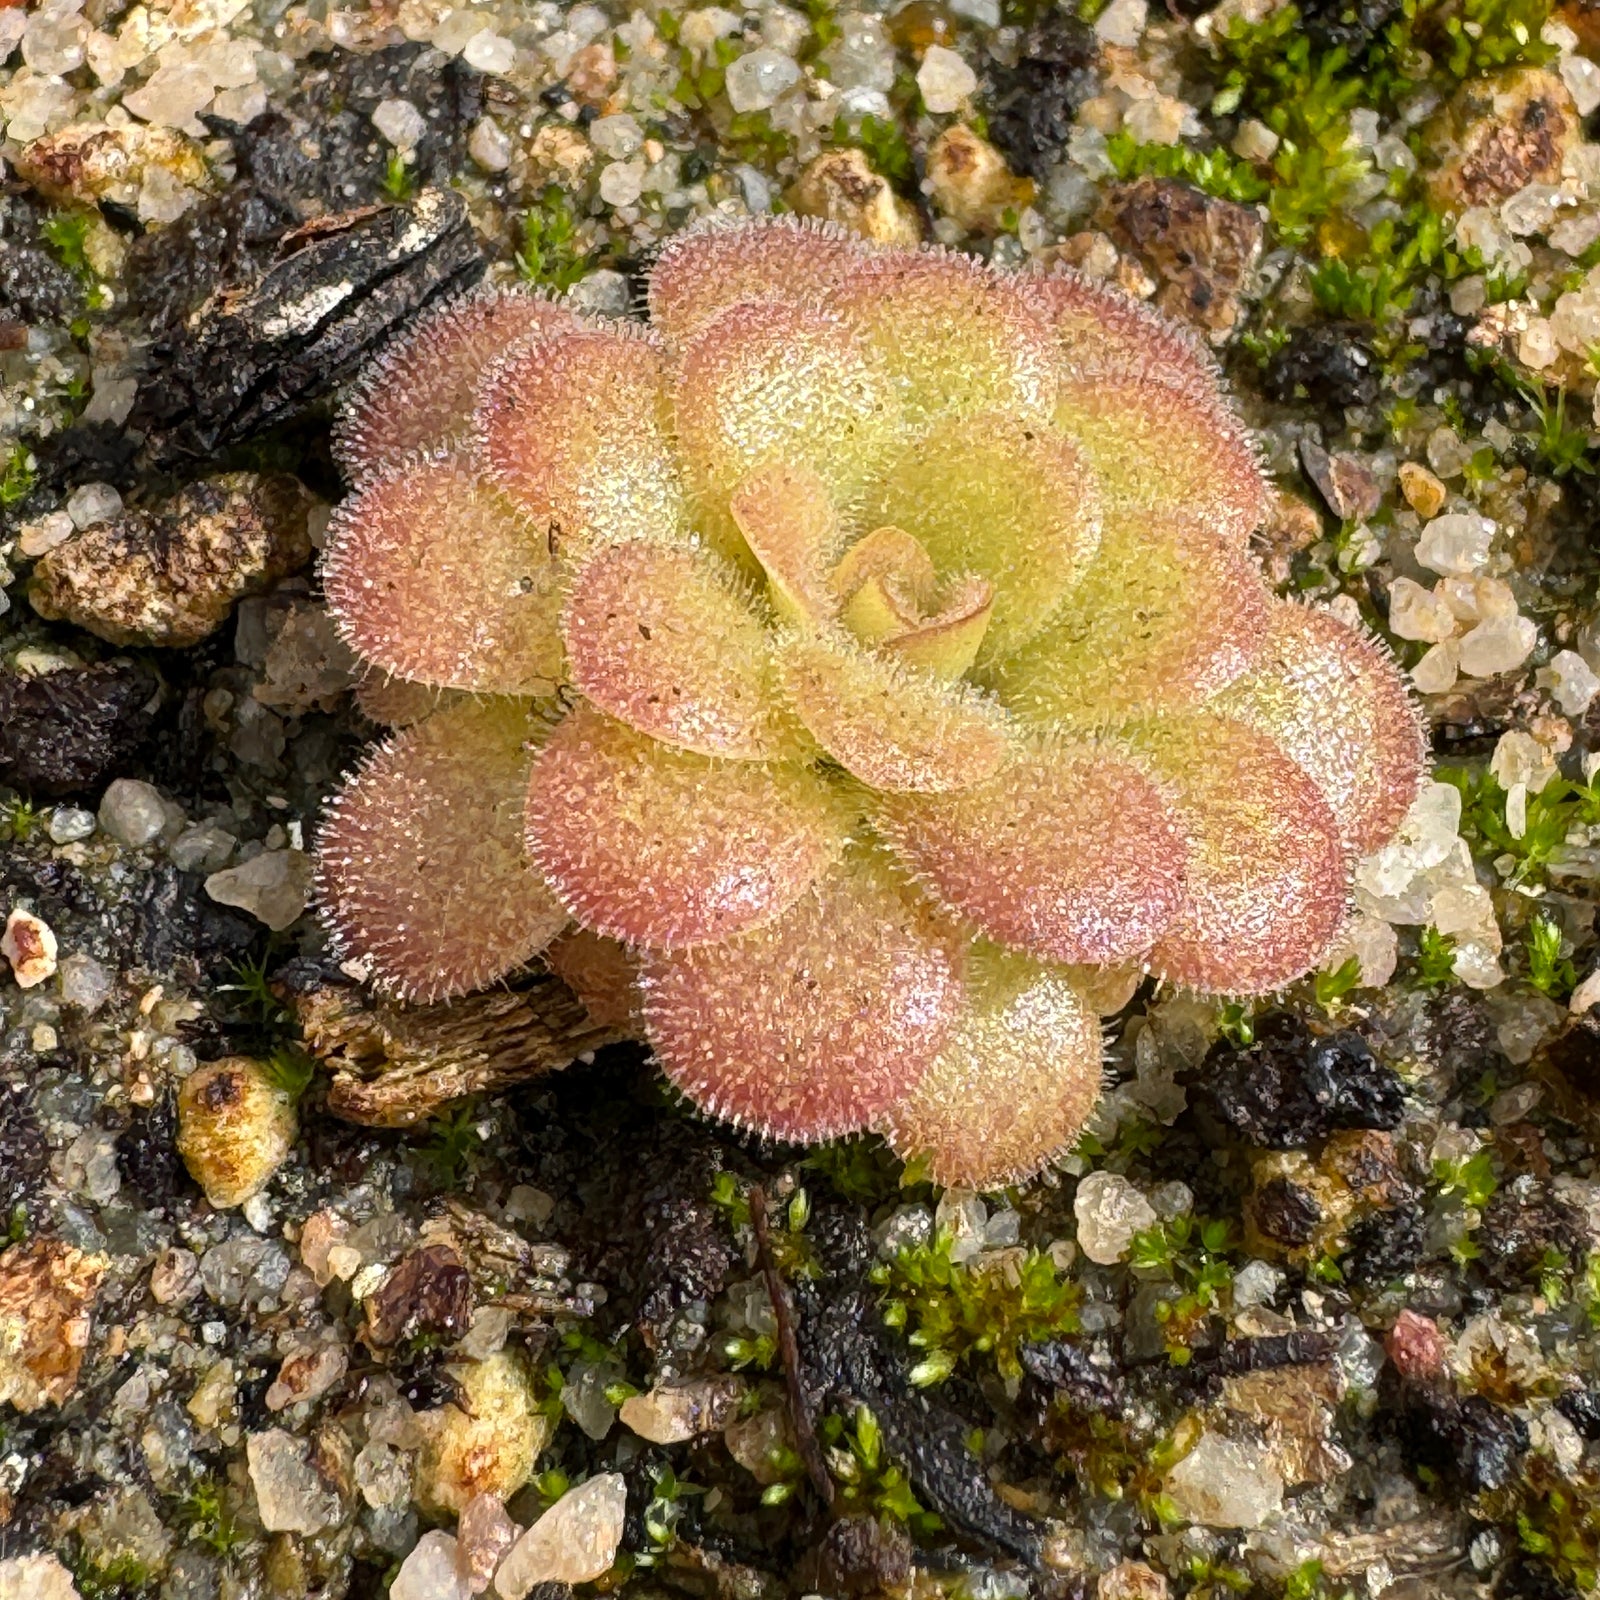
[8,0,1600,1597]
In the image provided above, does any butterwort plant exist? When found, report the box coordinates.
[315,217,1424,1189]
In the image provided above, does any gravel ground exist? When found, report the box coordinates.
[6,0,1600,1596]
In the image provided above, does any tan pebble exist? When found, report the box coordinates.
[414,1349,551,1517]
[925,125,1034,234]
[787,147,921,246]
[619,1375,745,1444]
[176,1057,296,1209]
[1099,1560,1169,1600]
[299,1207,351,1287]
[1399,460,1447,518]
[0,1240,107,1411]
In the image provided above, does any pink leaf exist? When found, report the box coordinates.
[543,929,642,1030]
[648,216,868,348]
[729,461,843,625]
[777,630,1011,793]
[315,698,567,1003]
[878,947,1102,1188]
[321,451,564,696]
[877,734,1188,964]
[1024,268,1222,397]
[561,539,801,759]
[1212,602,1426,856]
[353,673,464,729]
[478,328,687,556]
[524,703,849,949]
[1053,375,1269,542]
[831,249,1058,429]
[1136,714,1349,995]
[672,302,901,549]
[335,288,579,484]
[640,848,965,1141]
[984,513,1269,726]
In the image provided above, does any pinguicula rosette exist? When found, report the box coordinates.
[314,217,1424,1189]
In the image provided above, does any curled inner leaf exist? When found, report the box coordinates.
[729,461,843,625]
[831,526,941,625]
[525,704,849,950]
[863,414,1100,661]
[881,575,996,681]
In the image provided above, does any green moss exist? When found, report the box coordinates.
[1438,764,1600,887]
[218,949,292,1029]
[180,1474,244,1558]
[1432,1145,1497,1265]
[833,111,916,189]
[1216,1000,1258,1047]
[1411,925,1460,986]
[806,1135,913,1206]
[1185,1555,1253,1595]
[724,109,795,166]
[1282,1559,1357,1600]
[1396,0,1556,81]
[1434,1145,1498,1209]
[416,1100,487,1189]
[818,1404,940,1534]
[1104,132,1270,205]
[617,1464,703,1570]
[1513,1460,1600,1592]
[1127,1215,1236,1364]
[1524,912,1577,1000]
[874,1226,1081,1384]
[0,796,44,844]
[72,1552,156,1600]
[1075,1113,1168,1168]
[1315,953,1363,1008]
[259,1044,317,1100]
[516,186,591,292]
[380,150,417,202]
[1208,0,1551,349]
[0,443,37,507]
[42,209,92,273]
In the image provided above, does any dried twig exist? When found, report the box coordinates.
[750,1184,834,1506]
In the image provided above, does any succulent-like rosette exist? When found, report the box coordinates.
[316,219,1424,1188]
